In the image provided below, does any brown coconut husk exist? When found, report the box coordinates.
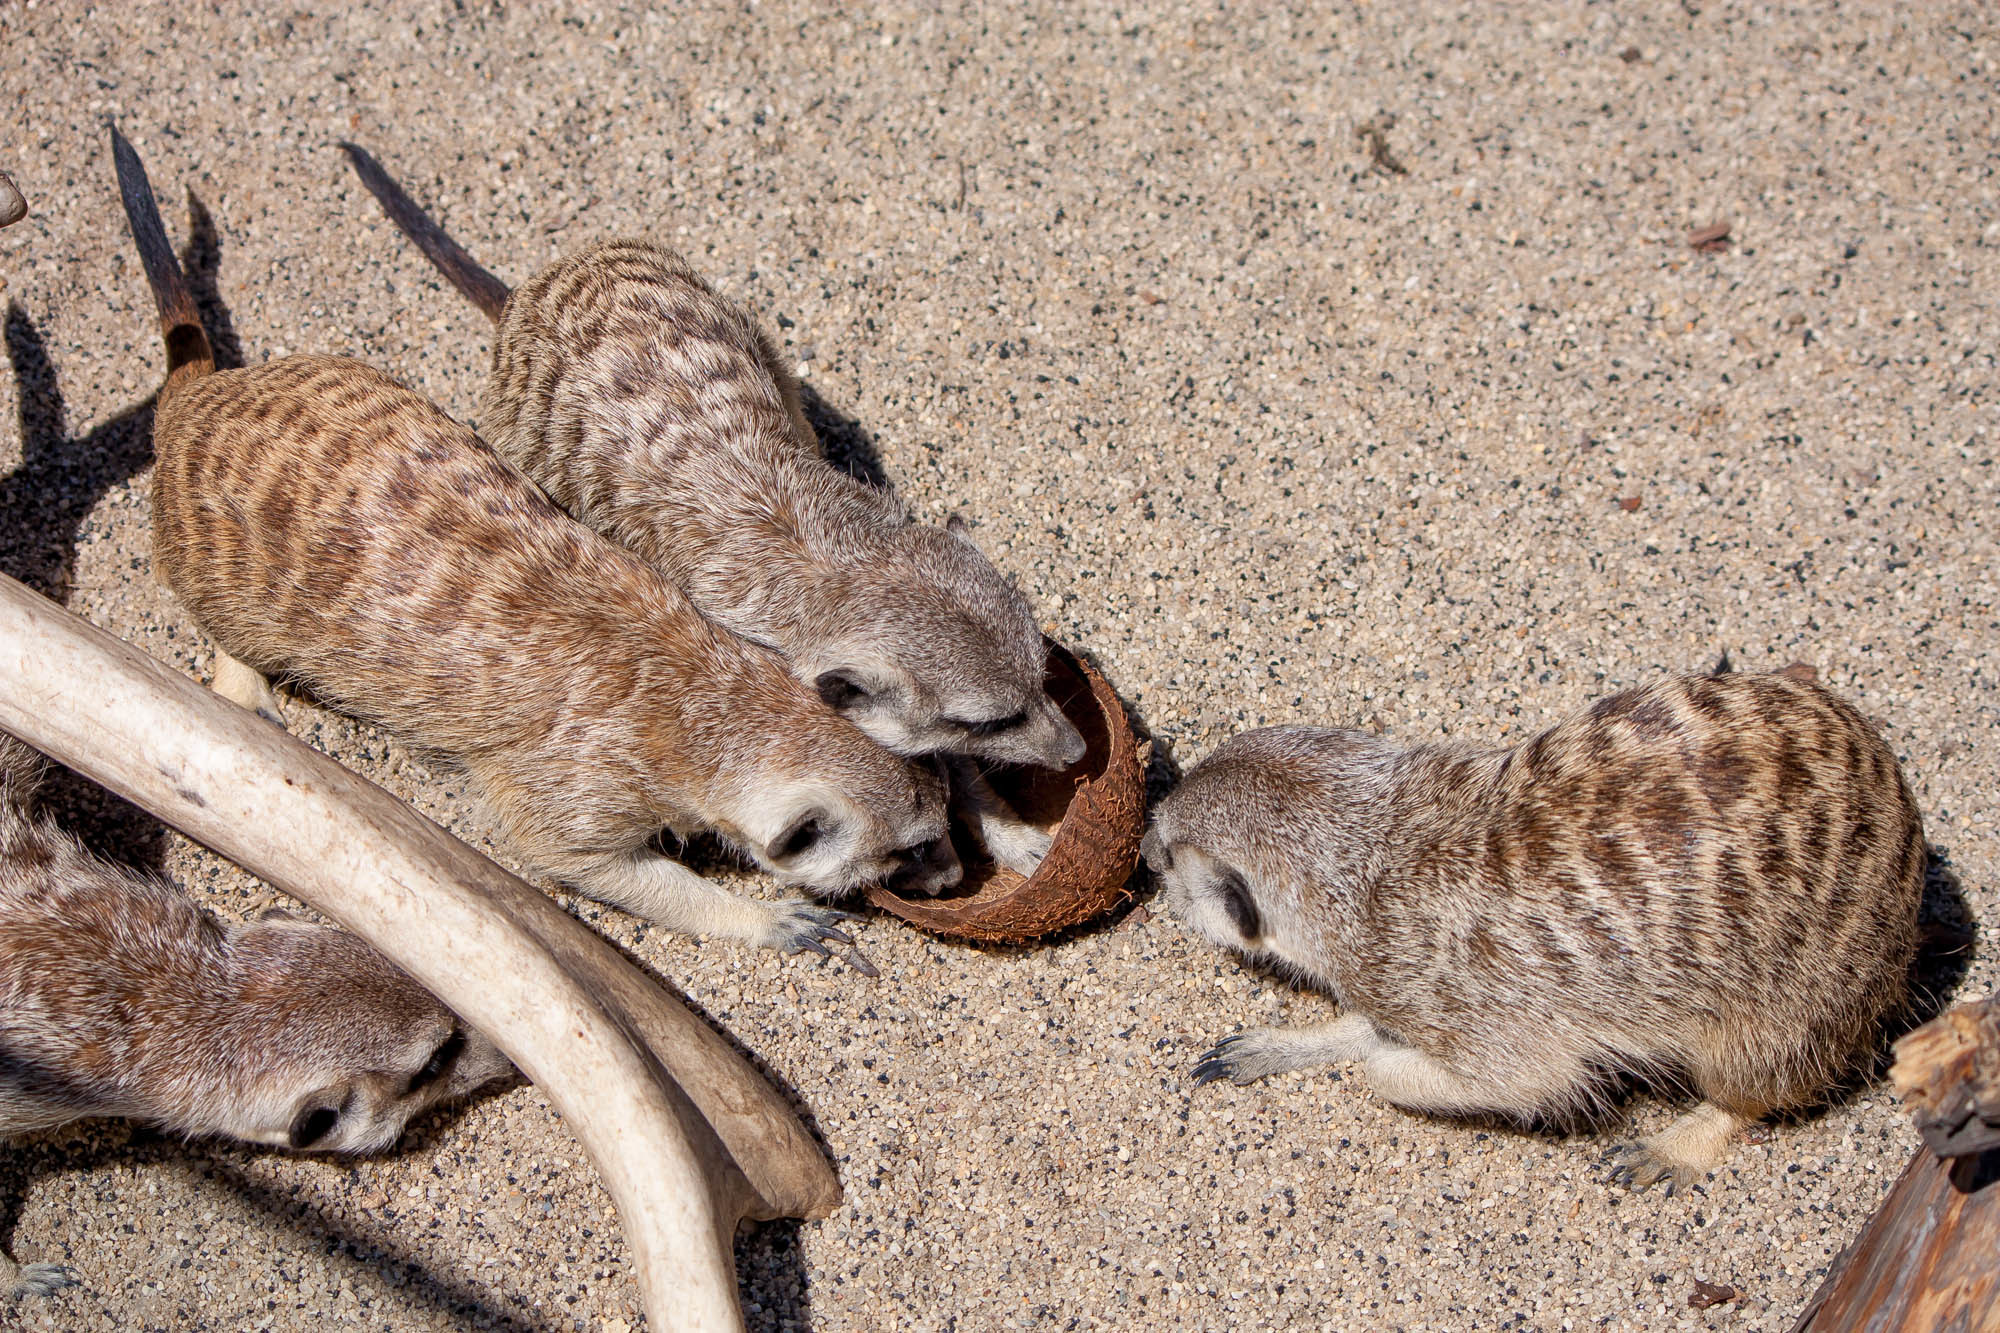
[865,639,1145,942]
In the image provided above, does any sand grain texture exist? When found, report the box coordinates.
[2,2,1996,1329]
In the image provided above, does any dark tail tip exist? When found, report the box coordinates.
[111,124,213,387]
[341,141,512,323]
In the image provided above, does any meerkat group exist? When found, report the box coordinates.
[0,120,1943,1304]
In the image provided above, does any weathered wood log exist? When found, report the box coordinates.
[1790,993,2000,1332]
[1891,993,2000,1159]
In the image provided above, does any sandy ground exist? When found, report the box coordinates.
[1,1,1996,1329]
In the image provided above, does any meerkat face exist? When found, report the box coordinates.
[804,525,1086,770]
[1144,727,1399,984]
[724,754,961,897]
[224,918,514,1155]
[1142,827,1273,954]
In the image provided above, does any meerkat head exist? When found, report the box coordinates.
[720,740,962,898]
[221,914,514,1155]
[1143,727,1398,981]
[802,521,1085,771]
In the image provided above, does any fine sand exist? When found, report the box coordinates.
[1,3,1994,1329]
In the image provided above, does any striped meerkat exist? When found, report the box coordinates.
[0,734,511,1299]
[343,146,1084,875]
[1145,671,1925,1192]
[116,127,958,961]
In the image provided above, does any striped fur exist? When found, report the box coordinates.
[342,146,1079,774]
[120,131,957,955]
[1148,673,1925,1191]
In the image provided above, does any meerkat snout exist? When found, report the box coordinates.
[218,916,514,1155]
[1152,677,1926,1195]
[730,761,959,897]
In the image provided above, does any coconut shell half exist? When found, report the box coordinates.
[865,639,1145,942]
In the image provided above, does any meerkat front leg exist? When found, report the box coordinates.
[210,648,285,727]
[569,849,859,959]
[947,757,1052,877]
[1,1251,79,1301]
[1193,1013,1383,1085]
[1607,1103,1747,1195]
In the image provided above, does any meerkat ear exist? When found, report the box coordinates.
[815,670,871,711]
[943,512,985,548]
[1211,866,1262,941]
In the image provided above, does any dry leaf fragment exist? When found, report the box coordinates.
[1688,220,1732,253]
[1688,1279,1739,1309]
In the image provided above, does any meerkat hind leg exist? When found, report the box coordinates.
[1,1251,79,1300]
[1194,1013,1382,1086]
[948,758,1053,878]
[1359,1039,1588,1125]
[572,850,860,959]
[211,649,285,727]
[1607,1102,1746,1195]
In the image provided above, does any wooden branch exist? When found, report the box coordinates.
[1791,994,2000,1330]
[1789,1147,2000,1331]
[1891,993,2000,1159]
[0,573,837,1331]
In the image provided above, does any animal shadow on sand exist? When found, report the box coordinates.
[1,188,244,873]
[0,1090,536,1331]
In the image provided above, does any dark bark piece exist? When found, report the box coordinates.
[1789,1146,2000,1332]
[1892,993,2000,1159]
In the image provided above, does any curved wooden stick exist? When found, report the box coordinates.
[0,573,838,1331]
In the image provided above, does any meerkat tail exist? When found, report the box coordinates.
[340,142,512,323]
[110,126,213,389]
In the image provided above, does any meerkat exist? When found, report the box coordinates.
[114,128,959,961]
[0,733,513,1299]
[1144,671,1926,1192]
[341,146,1085,874]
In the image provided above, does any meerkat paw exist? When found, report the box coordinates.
[758,902,878,976]
[211,650,286,727]
[5,1261,79,1300]
[947,758,1053,877]
[1607,1103,1745,1195]
[984,821,1053,877]
[1194,1015,1382,1087]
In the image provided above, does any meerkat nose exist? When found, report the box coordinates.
[887,835,961,895]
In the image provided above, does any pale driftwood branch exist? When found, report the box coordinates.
[0,573,838,1332]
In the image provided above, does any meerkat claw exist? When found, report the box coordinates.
[764,902,870,966]
[1192,1034,1254,1086]
[1606,1141,1701,1195]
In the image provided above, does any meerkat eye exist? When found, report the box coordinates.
[775,816,825,861]
[815,671,871,710]
[289,1103,341,1149]
[1213,867,1262,940]
[952,711,1028,737]
[405,1029,466,1096]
